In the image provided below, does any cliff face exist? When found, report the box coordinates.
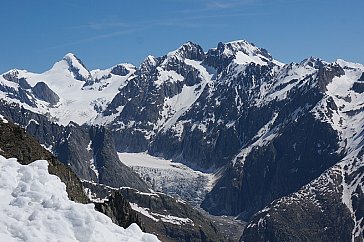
[0,118,88,204]
[240,151,364,242]
[0,100,149,192]
[0,118,146,230]
[82,181,226,242]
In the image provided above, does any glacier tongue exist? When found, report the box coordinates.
[118,152,217,206]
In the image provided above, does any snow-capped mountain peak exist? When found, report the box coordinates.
[59,53,91,82]
[63,53,87,69]
[217,40,267,58]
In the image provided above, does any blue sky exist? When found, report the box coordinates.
[1,0,363,73]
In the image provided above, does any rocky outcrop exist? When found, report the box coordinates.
[94,191,143,229]
[0,118,88,203]
[32,81,59,105]
[88,126,149,191]
[83,181,225,242]
[0,83,35,107]
[0,100,149,192]
[120,188,224,242]
[111,64,131,76]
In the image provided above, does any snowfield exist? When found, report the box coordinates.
[118,152,217,206]
[0,54,135,126]
[0,155,159,242]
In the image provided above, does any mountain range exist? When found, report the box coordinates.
[0,39,364,241]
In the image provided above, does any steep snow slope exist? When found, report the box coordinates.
[0,155,159,242]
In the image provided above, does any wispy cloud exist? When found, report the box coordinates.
[206,2,234,9]
[68,20,135,31]
[47,0,270,52]
[178,0,265,17]
[206,0,259,10]
[41,28,143,51]
[88,22,131,30]
[172,11,269,21]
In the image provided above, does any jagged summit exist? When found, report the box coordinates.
[166,41,205,61]
[139,55,159,74]
[299,56,326,68]
[2,69,20,83]
[220,40,273,63]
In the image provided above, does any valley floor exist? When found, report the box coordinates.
[118,152,246,241]
[199,209,246,241]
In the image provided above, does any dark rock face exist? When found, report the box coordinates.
[32,82,60,105]
[169,41,205,61]
[63,53,91,82]
[0,119,88,204]
[111,64,130,76]
[202,112,342,218]
[0,100,149,192]
[0,83,35,107]
[2,70,32,89]
[94,191,143,229]
[88,126,149,191]
[53,122,96,181]
[2,70,20,82]
[352,72,364,93]
[18,77,32,89]
[120,188,225,242]
[241,194,353,241]
[316,61,345,91]
[359,72,364,82]
[240,154,364,242]
[83,181,225,242]
[17,87,36,106]
[352,82,364,93]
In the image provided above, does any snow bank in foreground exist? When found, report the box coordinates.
[0,156,159,242]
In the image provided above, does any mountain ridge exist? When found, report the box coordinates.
[1,39,364,241]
